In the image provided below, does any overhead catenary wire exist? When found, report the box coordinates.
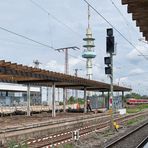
[110,0,139,35]
[120,71,148,78]
[0,1,138,73]
[0,37,46,47]
[29,0,131,70]
[0,6,129,72]
[110,0,136,44]
[0,25,104,71]
[83,0,148,61]
[111,0,148,51]
[110,0,148,51]
[29,0,105,70]
[0,26,55,50]
[29,0,82,39]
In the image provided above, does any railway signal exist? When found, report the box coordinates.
[106,28,114,53]
[104,57,111,74]
[105,28,116,110]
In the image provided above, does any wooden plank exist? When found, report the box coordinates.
[132,13,148,20]
[123,0,148,41]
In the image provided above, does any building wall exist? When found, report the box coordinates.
[0,91,41,106]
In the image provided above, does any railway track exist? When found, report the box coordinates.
[28,121,110,148]
[114,111,147,124]
[105,121,148,148]
[0,112,110,133]
[136,136,148,148]
[1,110,146,134]
[27,111,148,148]
[1,113,111,146]
[2,110,148,148]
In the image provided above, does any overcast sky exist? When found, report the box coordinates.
[0,0,148,95]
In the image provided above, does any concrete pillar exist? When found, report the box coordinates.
[27,84,31,116]
[63,88,66,112]
[52,82,56,117]
[40,87,42,104]
[47,87,50,105]
[84,87,87,113]
[122,91,124,108]
[58,88,60,102]
[102,92,105,108]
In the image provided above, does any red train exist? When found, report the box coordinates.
[127,98,148,105]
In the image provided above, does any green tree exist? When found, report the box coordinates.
[68,96,75,104]
[125,92,141,99]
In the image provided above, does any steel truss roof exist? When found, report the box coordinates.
[0,60,131,92]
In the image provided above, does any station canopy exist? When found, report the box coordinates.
[0,60,131,92]
[122,0,148,41]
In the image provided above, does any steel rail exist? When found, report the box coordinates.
[28,112,148,148]
[114,111,148,124]
[26,119,110,147]
[105,121,148,148]
[1,110,147,134]
[2,111,148,148]
[0,113,110,133]
[38,121,110,148]
[136,136,148,148]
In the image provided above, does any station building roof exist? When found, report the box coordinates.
[0,60,131,92]
[0,83,40,92]
[122,0,148,41]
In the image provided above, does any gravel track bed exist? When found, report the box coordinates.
[71,116,148,148]
[104,119,148,148]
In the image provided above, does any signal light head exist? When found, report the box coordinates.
[104,57,111,65]
[105,67,111,74]
[106,36,114,53]
[107,28,113,37]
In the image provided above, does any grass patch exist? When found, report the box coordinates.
[126,117,145,126]
[7,140,28,148]
[127,108,140,113]
[59,143,74,148]
[127,104,148,114]
[139,104,148,109]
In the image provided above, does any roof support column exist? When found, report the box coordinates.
[47,87,50,106]
[40,87,42,104]
[63,88,66,112]
[84,87,87,113]
[52,82,56,117]
[122,91,124,108]
[27,84,31,116]
[102,92,105,108]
